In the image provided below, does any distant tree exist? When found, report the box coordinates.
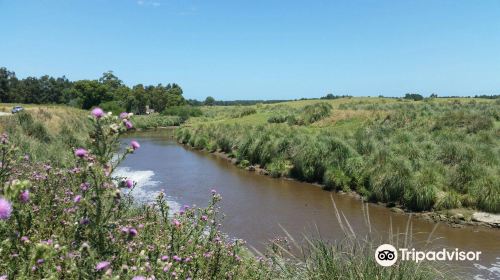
[204,96,215,106]
[404,93,424,101]
[430,93,438,98]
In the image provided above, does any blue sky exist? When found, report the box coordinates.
[1,0,499,100]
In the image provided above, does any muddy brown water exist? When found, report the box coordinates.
[118,131,500,279]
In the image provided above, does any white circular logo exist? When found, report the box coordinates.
[375,244,398,266]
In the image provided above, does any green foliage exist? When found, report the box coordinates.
[231,107,257,118]
[404,93,424,101]
[0,67,186,114]
[435,191,462,210]
[131,115,182,129]
[267,158,292,178]
[99,100,126,115]
[163,105,202,121]
[300,102,332,124]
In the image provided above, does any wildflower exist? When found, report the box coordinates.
[73,195,82,203]
[0,198,12,220]
[19,190,30,203]
[96,261,111,271]
[173,255,182,262]
[130,140,140,150]
[36,259,44,265]
[211,189,216,194]
[125,179,134,188]
[119,112,129,119]
[128,228,138,237]
[91,107,104,119]
[172,219,181,228]
[161,255,169,262]
[21,236,29,243]
[74,148,88,158]
[125,120,134,129]
[80,182,90,191]
[80,218,90,225]
[132,276,146,280]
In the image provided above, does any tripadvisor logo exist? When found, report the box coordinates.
[375,244,481,266]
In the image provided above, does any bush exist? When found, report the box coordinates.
[99,101,126,115]
[163,105,202,121]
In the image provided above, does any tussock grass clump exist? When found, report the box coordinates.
[132,114,182,128]
[300,102,333,124]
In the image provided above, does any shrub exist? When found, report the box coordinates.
[163,105,202,121]
[99,101,126,115]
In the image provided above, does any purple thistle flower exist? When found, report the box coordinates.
[91,107,104,119]
[124,120,133,130]
[130,140,140,150]
[73,195,82,203]
[119,112,129,119]
[125,179,134,188]
[172,219,181,228]
[74,148,88,158]
[80,182,90,191]
[201,215,208,221]
[95,261,110,271]
[128,228,138,237]
[132,277,146,280]
[0,198,12,220]
[161,255,169,262]
[19,190,30,203]
[173,255,182,262]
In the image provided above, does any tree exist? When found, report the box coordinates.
[404,93,424,101]
[204,96,215,106]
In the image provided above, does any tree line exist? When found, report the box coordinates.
[0,67,186,114]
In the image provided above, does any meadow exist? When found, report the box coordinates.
[0,105,453,279]
[177,97,500,214]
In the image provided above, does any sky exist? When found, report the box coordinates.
[1,0,500,100]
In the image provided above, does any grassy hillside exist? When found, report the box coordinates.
[178,97,500,213]
[0,104,91,166]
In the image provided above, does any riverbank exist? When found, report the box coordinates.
[179,138,500,230]
[177,98,500,219]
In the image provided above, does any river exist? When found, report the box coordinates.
[116,130,500,279]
